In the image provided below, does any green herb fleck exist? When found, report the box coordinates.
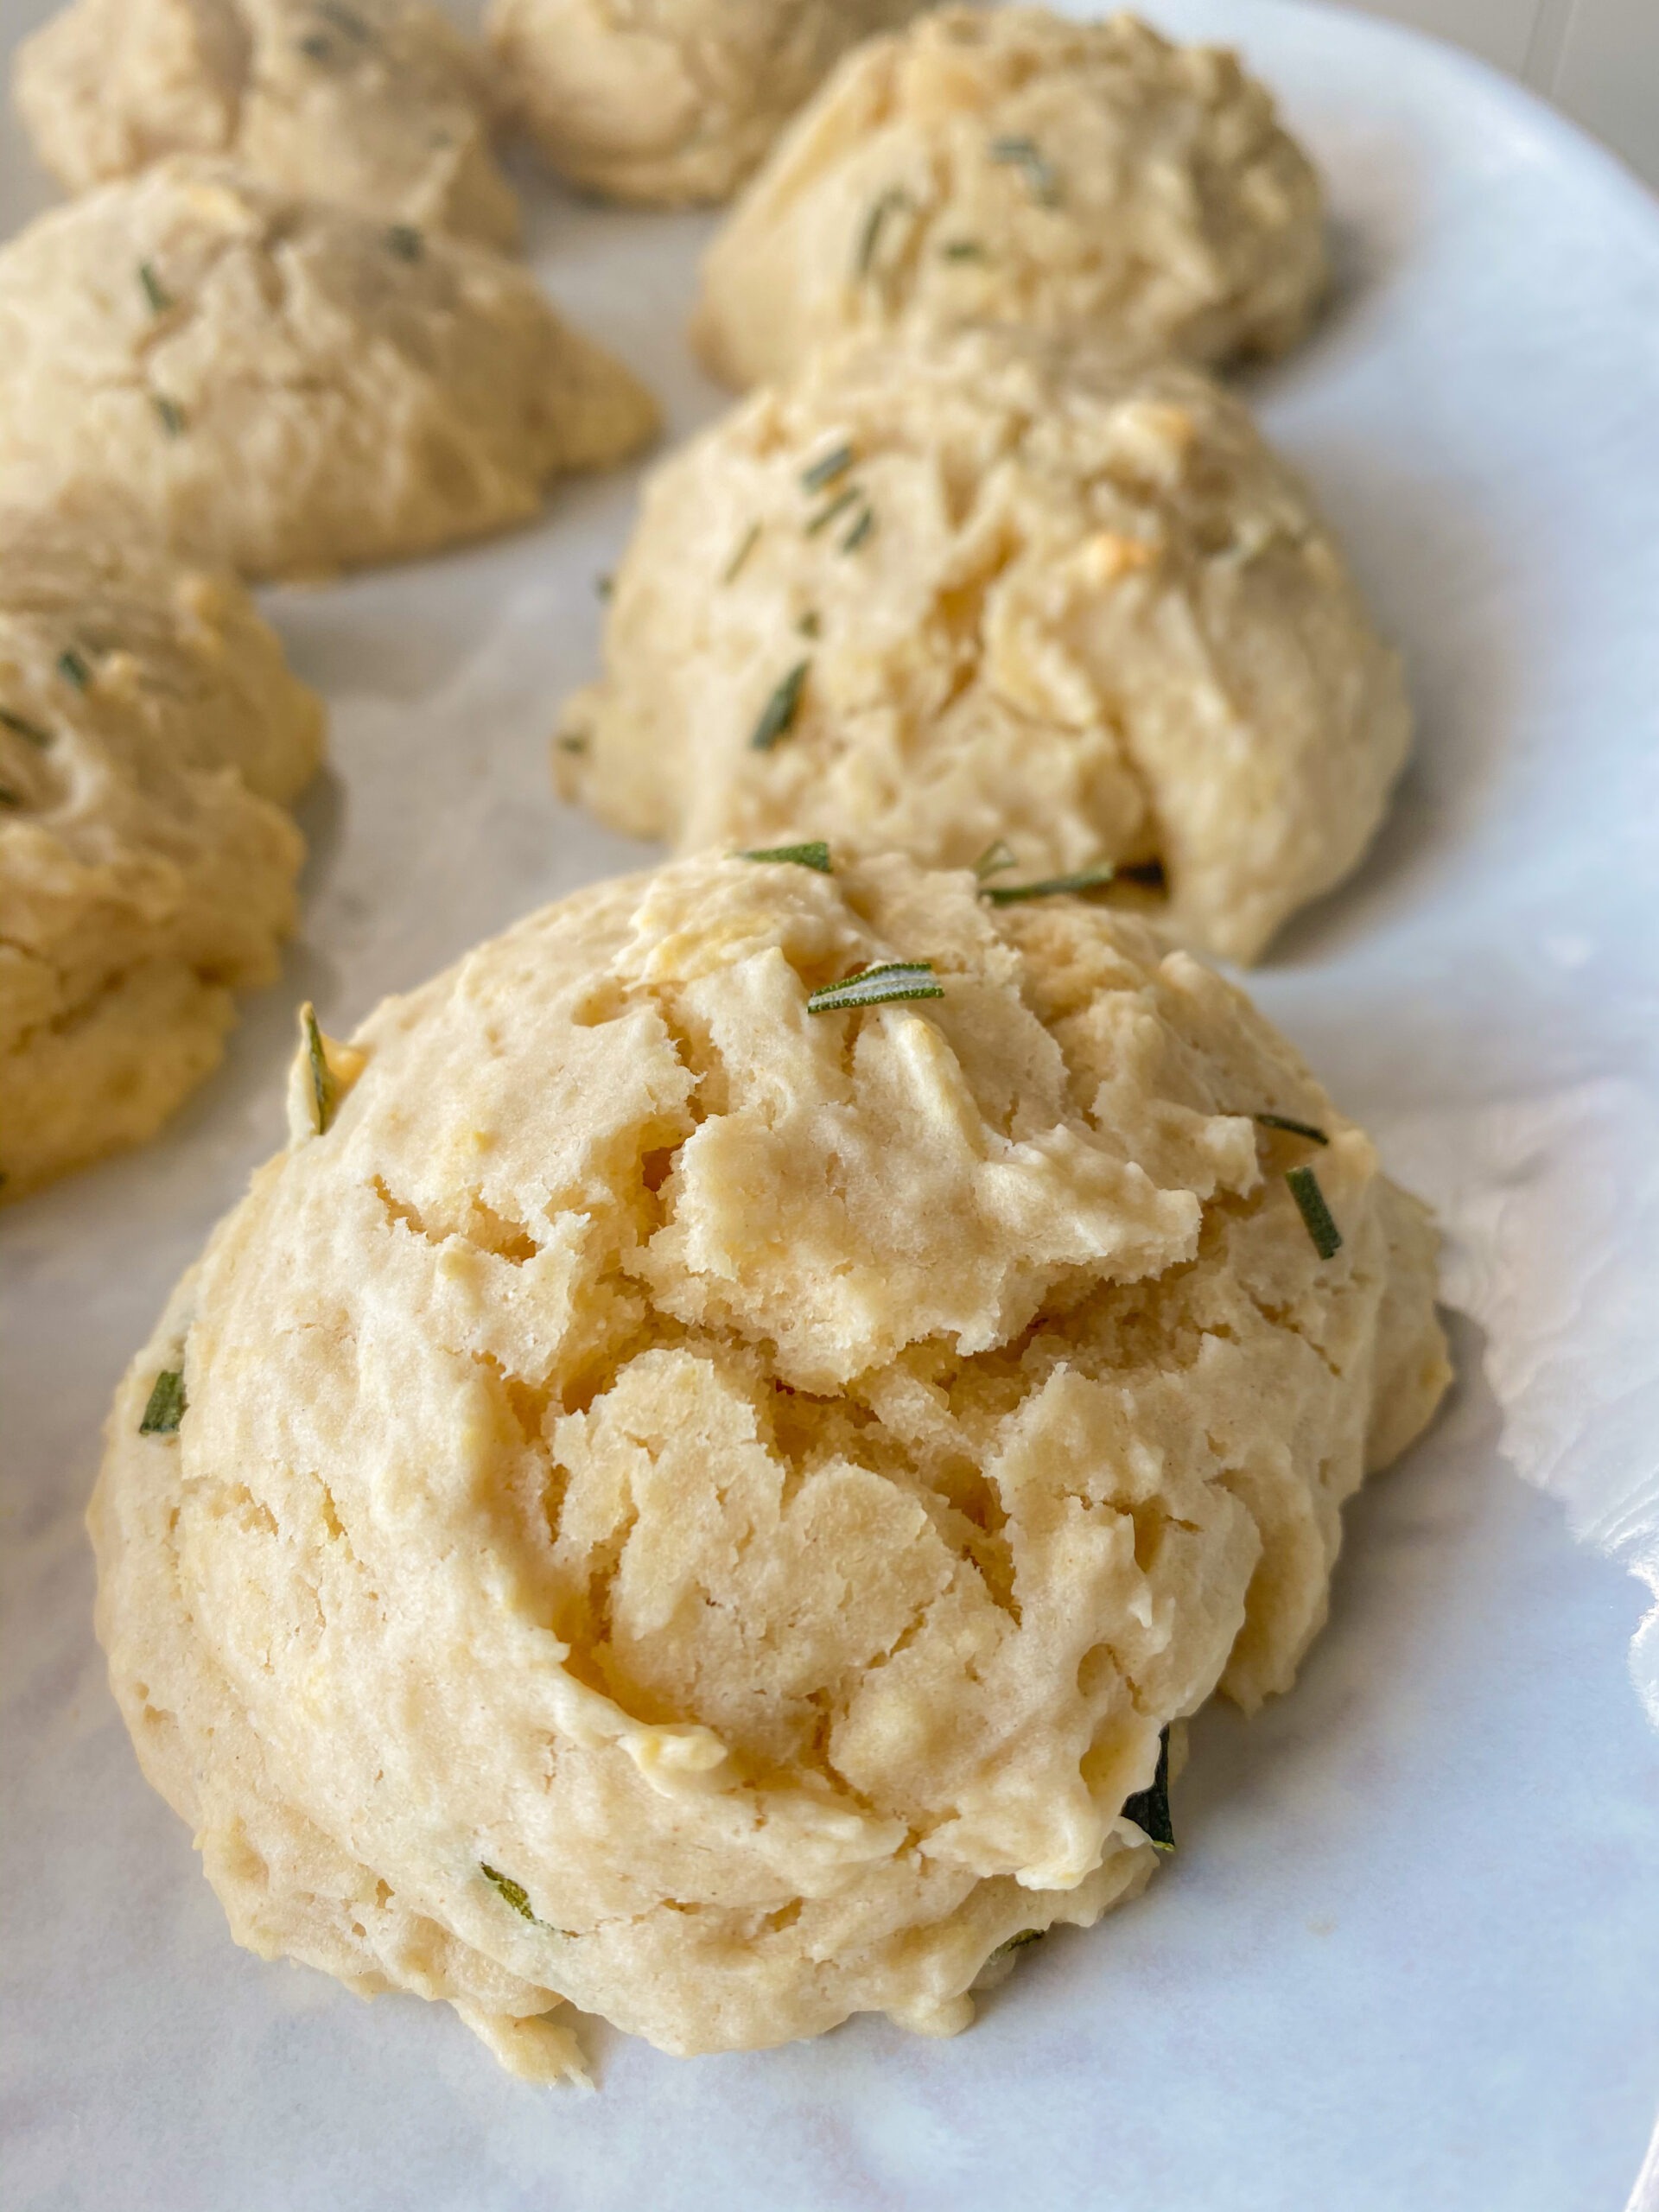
[989,136,1059,206]
[137,261,170,313]
[806,960,944,1014]
[805,483,861,537]
[153,395,186,438]
[740,840,831,873]
[480,1863,537,1920]
[974,837,1017,880]
[797,610,821,639]
[748,659,810,752]
[941,238,988,262]
[556,729,588,755]
[140,1368,187,1436]
[57,648,91,691]
[0,708,50,746]
[1255,1111,1329,1145]
[982,861,1118,906]
[988,1927,1046,1964]
[595,572,613,600]
[302,1002,338,1135]
[1287,1163,1342,1260]
[1122,1726,1174,1853]
[385,224,423,262]
[801,443,855,493]
[0,781,21,807]
[316,0,370,33]
[840,501,875,555]
[298,31,331,59]
[855,186,915,277]
[721,521,760,584]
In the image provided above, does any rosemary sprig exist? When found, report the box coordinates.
[153,395,187,438]
[301,1002,338,1135]
[139,1368,187,1435]
[480,1863,537,1920]
[57,648,91,690]
[989,136,1059,206]
[385,224,423,262]
[1122,1726,1174,1853]
[0,708,50,746]
[982,861,1117,906]
[1287,1164,1342,1260]
[137,261,170,313]
[739,840,831,873]
[840,501,875,555]
[1255,1111,1328,1145]
[974,837,1017,880]
[801,443,855,492]
[805,483,861,537]
[748,659,810,752]
[806,961,944,1014]
[721,520,760,583]
[855,187,914,276]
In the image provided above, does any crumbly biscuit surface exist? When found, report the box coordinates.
[0,158,658,581]
[559,329,1410,963]
[92,851,1448,2069]
[486,0,925,207]
[0,506,322,1198]
[14,0,519,248]
[694,6,1327,389]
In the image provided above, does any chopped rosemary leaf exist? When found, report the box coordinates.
[805,483,861,537]
[0,708,50,746]
[298,31,331,58]
[302,1002,338,1135]
[0,782,21,806]
[57,648,91,690]
[800,443,855,493]
[855,186,914,276]
[555,729,588,754]
[595,572,613,600]
[797,610,821,639]
[989,1928,1045,1962]
[137,260,170,313]
[139,1368,187,1436]
[941,238,988,261]
[739,840,831,873]
[1287,1163,1342,1260]
[317,0,370,35]
[974,837,1017,880]
[385,224,423,262]
[1122,1726,1174,1853]
[153,395,186,438]
[806,960,944,1014]
[989,135,1060,206]
[748,658,810,752]
[982,861,1118,906]
[1255,1111,1329,1145]
[480,1863,537,1920]
[721,520,760,583]
[840,501,875,555]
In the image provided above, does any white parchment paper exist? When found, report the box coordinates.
[3,3,1656,2206]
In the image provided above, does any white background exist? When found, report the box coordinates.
[2,3,1657,2209]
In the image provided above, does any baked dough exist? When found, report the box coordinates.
[0,158,659,582]
[693,6,1327,390]
[557,328,1410,965]
[13,0,519,249]
[92,849,1449,2072]
[486,0,925,207]
[0,505,323,1202]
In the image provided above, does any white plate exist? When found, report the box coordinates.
[3,3,1657,2206]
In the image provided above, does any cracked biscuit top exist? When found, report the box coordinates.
[92,849,1449,2075]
